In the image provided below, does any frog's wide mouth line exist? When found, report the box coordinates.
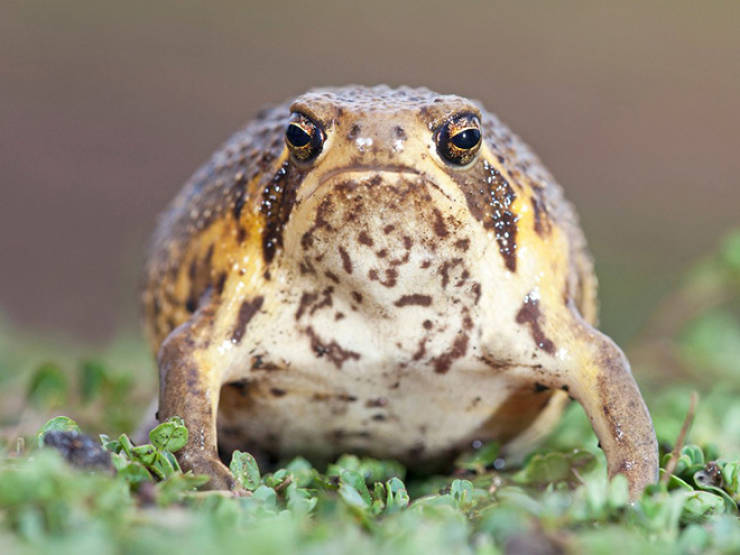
[299,164,425,201]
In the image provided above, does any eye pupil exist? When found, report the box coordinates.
[286,123,311,147]
[451,129,481,150]
[286,114,324,161]
[436,114,482,166]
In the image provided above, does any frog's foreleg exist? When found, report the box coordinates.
[157,313,238,491]
[515,317,658,499]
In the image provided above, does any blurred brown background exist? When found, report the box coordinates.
[1,0,738,345]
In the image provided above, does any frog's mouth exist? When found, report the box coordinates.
[299,165,424,203]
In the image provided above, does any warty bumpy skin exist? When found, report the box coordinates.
[142,85,658,498]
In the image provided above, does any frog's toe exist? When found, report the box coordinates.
[180,449,244,492]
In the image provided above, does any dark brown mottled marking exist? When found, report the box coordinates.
[351,291,363,304]
[454,238,470,251]
[412,337,427,361]
[462,313,473,330]
[438,258,463,289]
[449,159,518,271]
[299,259,316,275]
[394,294,432,307]
[432,208,449,238]
[306,326,361,369]
[270,387,286,397]
[383,224,395,234]
[215,272,227,295]
[325,270,340,284]
[393,126,407,140]
[420,259,431,269]
[422,319,433,330]
[369,268,394,286]
[531,191,552,236]
[358,230,374,246]
[534,382,549,392]
[402,236,413,250]
[338,246,353,274]
[380,268,398,287]
[471,282,482,304]
[309,287,334,315]
[376,248,388,258]
[347,124,361,140]
[261,162,308,263]
[366,397,388,408]
[301,196,334,250]
[372,414,386,421]
[431,334,469,374]
[337,393,358,402]
[231,296,264,343]
[515,295,555,354]
[295,291,318,320]
[232,172,247,220]
[335,312,345,320]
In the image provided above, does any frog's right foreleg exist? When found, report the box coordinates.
[157,314,240,491]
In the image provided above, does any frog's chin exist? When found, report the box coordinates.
[284,169,478,304]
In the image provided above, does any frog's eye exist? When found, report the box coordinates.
[286,113,324,161]
[436,114,482,166]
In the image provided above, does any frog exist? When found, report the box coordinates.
[142,85,658,498]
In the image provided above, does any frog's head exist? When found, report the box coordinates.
[271,85,528,305]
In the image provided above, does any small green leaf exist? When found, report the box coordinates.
[450,479,474,506]
[263,468,289,489]
[117,434,135,458]
[36,416,80,448]
[112,454,152,484]
[99,434,121,453]
[338,469,372,506]
[131,444,157,466]
[149,417,188,452]
[721,461,740,500]
[339,482,370,510]
[385,477,409,513]
[229,450,261,491]
[681,491,727,524]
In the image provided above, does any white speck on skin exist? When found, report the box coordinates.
[219,339,235,353]
[393,139,404,152]
[355,137,373,151]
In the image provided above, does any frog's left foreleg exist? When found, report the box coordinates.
[157,315,238,491]
[512,317,658,499]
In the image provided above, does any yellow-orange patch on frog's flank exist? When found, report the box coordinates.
[144,205,268,351]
